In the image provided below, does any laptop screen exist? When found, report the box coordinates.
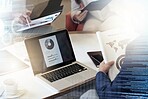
[25,30,76,75]
[30,0,63,20]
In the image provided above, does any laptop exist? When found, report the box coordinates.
[25,29,97,91]
[17,0,63,32]
[30,0,63,20]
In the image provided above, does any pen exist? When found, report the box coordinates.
[25,16,31,27]
[0,90,4,97]
[90,56,101,64]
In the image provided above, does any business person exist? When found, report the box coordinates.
[71,0,102,31]
[96,34,148,99]
[79,20,148,99]
[71,0,120,31]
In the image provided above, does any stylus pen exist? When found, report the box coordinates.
[25,16,31,27]
[90,56,101,64]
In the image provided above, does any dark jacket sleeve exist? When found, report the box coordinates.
[95,71,112,98]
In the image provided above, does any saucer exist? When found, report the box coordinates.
[3,89,25,98]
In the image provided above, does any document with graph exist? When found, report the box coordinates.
[96,29,139,81]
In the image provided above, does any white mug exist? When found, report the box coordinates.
[3,79,18,96]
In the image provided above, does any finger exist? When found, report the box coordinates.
[100,61,105,66]
[83,10,88,13]
[75,15,83,22]
[79,11,88,21]
[106,61,114,67]
[74,15,81,22]
[81,10,88,16]
[74,10,88,22]
[75,11,81,15]
[78,16,83,22]
[26,16,31,23]
[79,10,88,18]
[23,15,31,23]
[77,14,87,21]
[26,11,31,16]
[19,16,27,24]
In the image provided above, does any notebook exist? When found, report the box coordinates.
[25,29,97,91]
[17,0,63,32]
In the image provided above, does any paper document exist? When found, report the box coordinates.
[96,29,139,81]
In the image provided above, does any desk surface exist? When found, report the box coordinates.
[0,32,100,98]
[0,25,55,49]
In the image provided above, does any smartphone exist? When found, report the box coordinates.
[87,51,103,67]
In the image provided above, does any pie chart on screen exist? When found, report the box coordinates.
[45,39,54,50]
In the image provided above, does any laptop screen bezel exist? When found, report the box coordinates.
[25,29,76,74]
[30,0,63,20]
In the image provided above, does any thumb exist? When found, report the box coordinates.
[75,11,81,15]
[26,12,31,16]
[106,61,114,68]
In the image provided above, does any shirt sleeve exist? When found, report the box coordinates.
[70,0,81,24]
[95,71,112,98]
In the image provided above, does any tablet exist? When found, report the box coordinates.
[17,11,62,32]
[17,0,63,31]
[87,51,103,67]
[30,0,63,20]
[82,0,112,11]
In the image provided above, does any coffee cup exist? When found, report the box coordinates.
[3,79,18,96]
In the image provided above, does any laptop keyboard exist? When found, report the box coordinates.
[42,63,87,82]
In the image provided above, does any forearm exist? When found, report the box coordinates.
[71,0,82,24]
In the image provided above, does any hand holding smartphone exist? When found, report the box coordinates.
[73,10,88,22]
[87,51,103,68]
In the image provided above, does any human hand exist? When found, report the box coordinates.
[73,10,88,23]
[18,11,31,25]
[99,61,114,74]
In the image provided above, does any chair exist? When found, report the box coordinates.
[66,12,84,31]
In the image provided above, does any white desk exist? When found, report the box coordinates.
[0,33,100,99]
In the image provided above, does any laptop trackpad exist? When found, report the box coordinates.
[66,74,86,84]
